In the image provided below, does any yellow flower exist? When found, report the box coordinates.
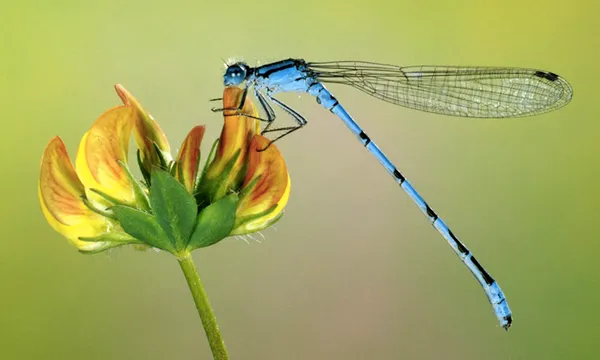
[39,85,291,254]
[38,137,112,252]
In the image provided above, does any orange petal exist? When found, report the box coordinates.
[175,125,206,193]
[222,86,259,119]
[75,105,136,205]
[202,87,260,198]
[38,137,110,250]
[115,84,172,170]
[230,135,290,235]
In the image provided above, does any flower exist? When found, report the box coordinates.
[38,85,291,255]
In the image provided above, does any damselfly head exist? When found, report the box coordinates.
[223,61,250,86]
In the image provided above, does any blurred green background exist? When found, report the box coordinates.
[2,0,599,358]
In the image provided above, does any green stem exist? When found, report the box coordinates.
[178,253,229,360]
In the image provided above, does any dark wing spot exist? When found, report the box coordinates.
[534,71,559,82]
[545,72,559,81]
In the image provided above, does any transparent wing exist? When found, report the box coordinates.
[307,61,573,118]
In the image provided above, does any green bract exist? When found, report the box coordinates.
[110,169,239,254]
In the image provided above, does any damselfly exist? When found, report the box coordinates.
[212,58,573,330]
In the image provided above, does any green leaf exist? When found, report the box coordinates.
[149,169,198,251]
[113,205,173,252]
[188,193,239,250]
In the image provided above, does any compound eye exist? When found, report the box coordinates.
[223,64,247,86]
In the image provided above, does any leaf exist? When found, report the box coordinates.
[187,193,239,250]
[149,169,198,251]
[113,205,173,252]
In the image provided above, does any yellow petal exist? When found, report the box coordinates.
[115,84,172,170]
[175,125,206,193]
[202,87,260,199]
[75,105,136,206]
[38,137,110,251]
[230,135,291,235]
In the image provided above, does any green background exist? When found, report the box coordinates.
[2,0,599,358]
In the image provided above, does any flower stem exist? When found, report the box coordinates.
[178,253,229,360]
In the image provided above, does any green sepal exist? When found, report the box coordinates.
[187,193,239,250]
[149,169,198,252]
[195,138,219,191]
[78,231,141,244]
[88,188,129,207]
[170,160,179,177]
[195,149,241,208]
[237,174,261,199]
[112,205,173,252]
[81,196,116,219]
[77,230,144,254]
[137,149,151,186]
[229,203,278,235]
[117,160,150,211]
[76,241,132,254]
[152,141,169,170]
